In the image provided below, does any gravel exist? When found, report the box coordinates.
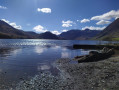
[56,57,119,90]
[10,56,119,90]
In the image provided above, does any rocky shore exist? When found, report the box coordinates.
[10,56,119,90]
[56,56,119,90]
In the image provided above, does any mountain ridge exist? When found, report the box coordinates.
[2,19,117,40]
[0,20,59,39]
[59,29,101,40]
[94,18,119,40]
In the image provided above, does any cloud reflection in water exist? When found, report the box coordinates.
[38,64,51,71]
[61,52,70,58]
[34,46,47,55]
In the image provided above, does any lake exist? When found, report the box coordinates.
[0,39,108,89]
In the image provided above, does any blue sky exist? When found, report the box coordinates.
[0,0,119,35]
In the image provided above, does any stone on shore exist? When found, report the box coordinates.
[56,57,119,90]
[75,47,115,63]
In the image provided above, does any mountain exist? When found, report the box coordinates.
[39,32,59,39]
[0,20,59,39]
[94,18,119,40]
[0,32,12,39]
[59,29,101,40]
[0,20,103,40]
[0,20,34,39]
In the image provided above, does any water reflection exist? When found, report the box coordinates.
[35,46,47,55]
[80,49,90,55]
[38,64,51,71]
[0,48,21,58]
[0,40,103,89]
[0,69,2,72]
[80,49,97,55]
[61,52,70,58]
[0,48,13,57]
[51,46,61,50]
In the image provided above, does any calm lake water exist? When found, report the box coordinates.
[0,39,108,88]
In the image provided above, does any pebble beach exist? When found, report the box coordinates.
[10,56,119,90]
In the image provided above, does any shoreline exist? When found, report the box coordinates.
[9,56,119,90]
[73,44,119,50]
[55,56,119,90]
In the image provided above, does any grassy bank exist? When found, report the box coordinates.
[112,38,119,41]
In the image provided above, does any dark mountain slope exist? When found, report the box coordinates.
[0,20,59,39]
[59,29,101,40]
[39,32,59,39]
[94,18,119,40]
[0,20,33,38]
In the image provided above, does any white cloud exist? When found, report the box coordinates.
[80,19,90,23]
[33,25,47,33]
[1,19,9,23]
[0,5,7,9]
[51,30,68,35]
[82,26,106,30]
[51,30,61,35]
[62,30,68,32]
[1,19,22,29]
[62,20,74,27]
[10,23,22,29]
[91,10,119,21]
[96,20,111,25]
[37,8,51,13]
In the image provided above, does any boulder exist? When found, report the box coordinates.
[74,47,115,63]
[89,51,99,56]
[101,47,110,53]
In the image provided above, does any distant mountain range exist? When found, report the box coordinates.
[59,29,101,40]
[60,18,119,41]
[94,18,119,41]
[1,18,119,40]
[39,32,59,39]
[0,20,36,39]
[0,20,59,39]
[0,20,101,40]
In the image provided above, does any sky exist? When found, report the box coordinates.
[0,0,119,35]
